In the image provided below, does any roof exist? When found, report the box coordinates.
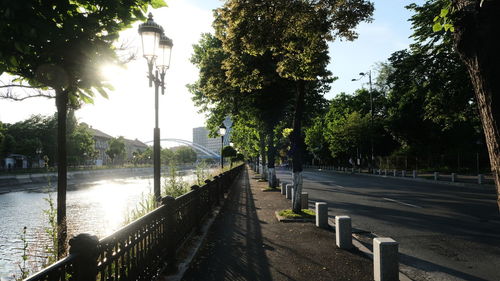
[89,127,113,139]
[124,138,148,148]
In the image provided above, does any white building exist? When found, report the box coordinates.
[193,117,232,155]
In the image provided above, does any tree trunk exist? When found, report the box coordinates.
[266,130,277,187]
[55,89,68,258]
[453,0,500,211]
[259,132,267,180]
[292,81,305,213]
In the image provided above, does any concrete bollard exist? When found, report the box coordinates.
[384,169,387,176]
[412,170,417,178]
[478,174,484,184]
[315,202,328,228]
[373,169,376,175]
[402,170,406,177]
[301,192,308,209]
[335,216,352,249]
[281,182,287,195]
[286,184,293,199]
[451,173,456,182]
[393,169,397,177]
[373,238,399,281]
[434,172,439,181]
[378,169,382,175]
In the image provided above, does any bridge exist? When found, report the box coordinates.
[144,138,220,158]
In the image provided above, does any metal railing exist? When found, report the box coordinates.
[24,164,244,281]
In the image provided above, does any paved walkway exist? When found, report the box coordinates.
[182,167,373,281]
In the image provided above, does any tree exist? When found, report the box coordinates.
[405,0,499,208]
[161,148,174,166]
[449,0,500,210]
[173,146,197,164]
[215,0,373,212]
[106,137,126,165]
[0,0,166,256]
[222,145,237,168]
[67,123,95,166]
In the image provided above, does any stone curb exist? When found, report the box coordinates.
[307,168,495,190]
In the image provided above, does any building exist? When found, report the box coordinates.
[88,126,113,166]
[124,138,148,160]
[192,117,232,155]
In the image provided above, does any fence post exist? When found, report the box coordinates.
[412,170,417,178]
[69,233,99,281]
[478,174,484,184]
[190,185,202,233]
[451,173,456,182]
[402,170,406,177]
[214,176,223,202]
[434,172,439,181]
[161,196,177,273]
[393,169,397,177]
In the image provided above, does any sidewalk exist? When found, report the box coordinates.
[181,166,373,281]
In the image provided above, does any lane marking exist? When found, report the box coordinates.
[383,197,422,209]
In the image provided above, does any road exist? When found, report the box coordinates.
[276,168,500,281]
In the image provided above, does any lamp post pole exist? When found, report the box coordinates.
[221,135,224,169]
[352,70,374,169]
[219,123,226,170]
[139,13,173,202]
[153,70,161,201]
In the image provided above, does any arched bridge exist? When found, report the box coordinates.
[144,138,220,158]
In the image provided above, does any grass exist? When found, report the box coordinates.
[263,186,279,191]
[278,209,315,219]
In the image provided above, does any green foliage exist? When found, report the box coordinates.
[106,137,126,164]
[67,122,95,165]
[42,193,58,265]
[194,161,211,186]
[278,209,315,218]
[0,0,166,99]
[13,226,30,280]
[160,148,174,166]
[124,191,157,225]
[222,145,237,159]
[173,146,197,164]
[163,165,190,198]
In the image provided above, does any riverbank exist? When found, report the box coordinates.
[0,166,196,194]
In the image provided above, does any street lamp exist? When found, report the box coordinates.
[219,123,227,169]
[138,13,173,201]
[36,147,42,168]
[352,70,374,169]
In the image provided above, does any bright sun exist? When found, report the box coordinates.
[100,64,127,85]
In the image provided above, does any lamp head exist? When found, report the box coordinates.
[157,33,173,73]
[219,123,227,136]
[138,13,163,62]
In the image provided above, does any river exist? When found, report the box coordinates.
[0,171,197,280]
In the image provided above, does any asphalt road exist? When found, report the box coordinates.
[276,168,500,281]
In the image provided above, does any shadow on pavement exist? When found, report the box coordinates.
[182,170,272,281]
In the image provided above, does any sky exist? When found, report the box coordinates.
[0,0,425,143]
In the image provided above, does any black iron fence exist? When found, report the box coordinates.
[23,164,244,281]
